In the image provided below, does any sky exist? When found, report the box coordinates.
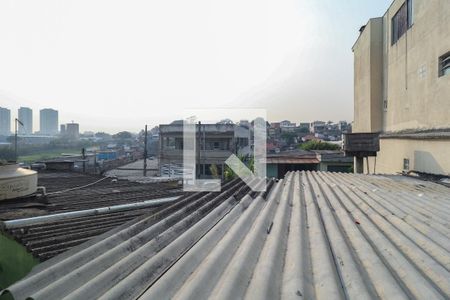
[0,0,392,133]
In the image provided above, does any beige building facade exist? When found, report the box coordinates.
[353,0,450,175]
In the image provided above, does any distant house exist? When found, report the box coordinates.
[158,123,250,179]
[301,134,319,142]
[265,150,353,178]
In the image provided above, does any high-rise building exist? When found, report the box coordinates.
[0,107,11,136]
[60,124,66,135]
[18,107,33,135]
[40,108,58,135]
[66,122,80,140]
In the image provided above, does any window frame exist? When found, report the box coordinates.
[407,0,413,27]
[391,0,413,45]
[403,158,410,171]
[439,52,450,77]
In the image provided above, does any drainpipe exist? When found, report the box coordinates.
[1,195,180,230]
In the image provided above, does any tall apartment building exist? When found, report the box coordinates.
[18,107,33,135]
[40,108,58,135]
[353,0,450,175]
[0,107,11,136]
[60,124,66,135]
[66,122,80,140]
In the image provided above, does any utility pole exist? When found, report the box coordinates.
[82,148,86,173]
[143,125,148,177]
[197,121,201,179]
[14,118,23,163]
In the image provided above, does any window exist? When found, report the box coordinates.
[403,158,410,171]
[164,137,175,149]
[407,0,413,27]
[175,138,183,150]
[392,0,413,45]
[439,52,450,77]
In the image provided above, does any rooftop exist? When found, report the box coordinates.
[0,170,184,261]
[3,171,449,299]
[0,171,182,220]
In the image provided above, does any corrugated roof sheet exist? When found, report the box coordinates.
[2,171,450,300]
[3,204,168,261]
[0,170,184,261]
[0,171,182,220]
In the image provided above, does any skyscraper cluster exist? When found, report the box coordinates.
[0,107,59,136]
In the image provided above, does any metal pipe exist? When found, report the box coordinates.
[14,118,24,162]
[1,195,181,230]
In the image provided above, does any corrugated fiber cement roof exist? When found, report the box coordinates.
[2,171,450,300]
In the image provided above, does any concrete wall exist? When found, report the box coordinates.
[383,0,450,132]
[353,0,450,175]
[353,18,384,133]
[365,138,450,176]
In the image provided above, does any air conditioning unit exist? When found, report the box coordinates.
[0,164,38,201]
[343,132,380,157]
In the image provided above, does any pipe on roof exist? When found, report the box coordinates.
[1,196,181,230]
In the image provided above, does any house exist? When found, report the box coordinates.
[265,150,353,178]
[158,122,250,179]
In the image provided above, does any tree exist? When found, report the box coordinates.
[209,164,220,179]
[112,131,133,140]
[6,136,19,143]
[281,132,297,145]
[0,147,16,161]
[223,155,254,181]
[296,127,310,134]
[95,132,112,139]
[299,140,340,151]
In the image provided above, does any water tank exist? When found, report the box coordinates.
[0,164,38,200]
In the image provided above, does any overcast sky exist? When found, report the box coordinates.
[0,0,392,133]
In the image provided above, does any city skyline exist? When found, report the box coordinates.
[0,0,392,133]
[0,104,351,135]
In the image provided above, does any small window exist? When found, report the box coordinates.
[439,52,450,77]
[403,158,410,171]
[383,100,388,112]
[392,1,413,45]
